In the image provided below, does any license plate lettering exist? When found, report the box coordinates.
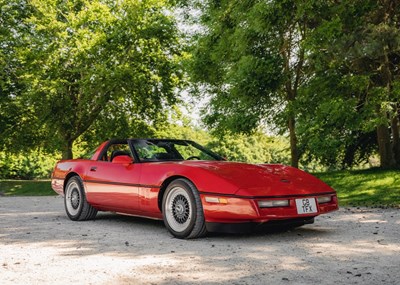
[295,198,317,214]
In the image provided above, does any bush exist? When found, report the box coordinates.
[0,151,58,180]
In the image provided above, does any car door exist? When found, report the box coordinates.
[84,143,142,214]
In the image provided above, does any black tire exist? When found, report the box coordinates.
[162,178,207,239]
[64,176,97,221]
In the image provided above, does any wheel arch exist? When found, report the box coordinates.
[158,175,196,212]
[63,172,81,194]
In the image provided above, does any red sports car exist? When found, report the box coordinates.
[51,138,338,239]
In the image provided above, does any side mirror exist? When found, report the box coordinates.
[112,155,133,164]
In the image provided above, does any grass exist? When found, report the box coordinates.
[0,180,55,196]
[314,168,400,208]
[1,168,399,207]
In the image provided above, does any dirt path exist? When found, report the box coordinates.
[0,196,399,285]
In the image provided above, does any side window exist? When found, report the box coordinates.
[103,143,132,162]
[135,143,168,160]
[133,141,181,161]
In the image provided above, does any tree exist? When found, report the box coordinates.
[297,72,378,168]
[8,0,182,159]
[0,0,41,152]
[79,103,159,152]
[188,0,327,168]
[299,0,400,168]
[206,132,290,164]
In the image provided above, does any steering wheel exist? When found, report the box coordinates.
[186,156,201,160]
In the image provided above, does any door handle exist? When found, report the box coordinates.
[90,166,97,172]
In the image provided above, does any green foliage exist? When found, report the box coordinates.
[2,0,400,170]
[188,0,284,133]
[297,73,376,168]
[0,151,58,179]
[2,0,183,159]
[299,0,400,168]
[206,132,290,164]
[187,0,400,169]
[155,107,212,145]
[187,0,331,167]
[81,104,158,151]
[315,169,400,207]
[0,1,39,151]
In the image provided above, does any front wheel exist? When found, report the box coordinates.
[162,179,207,239]
[64,176,97,221]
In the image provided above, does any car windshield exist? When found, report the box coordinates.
[131,139,224,162]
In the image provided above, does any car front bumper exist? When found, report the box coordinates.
[200,193,338,225]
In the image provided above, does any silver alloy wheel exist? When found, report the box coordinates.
[65,181,81,216]
[164,186,192,233]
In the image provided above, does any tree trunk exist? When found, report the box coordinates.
[376,123,395,168]
[391,113,400,166]
[62,140,74,160]
[280,23,305,169]
[288,115,299,168]
[378,21,396,167]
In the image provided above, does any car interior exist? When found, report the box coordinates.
[100,142,133,162]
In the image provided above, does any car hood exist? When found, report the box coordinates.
[180,161,334,197]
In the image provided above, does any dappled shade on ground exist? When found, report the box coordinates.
[0,196,399,284]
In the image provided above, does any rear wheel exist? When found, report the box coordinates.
[64,176,97,221]
[162,178,207,239]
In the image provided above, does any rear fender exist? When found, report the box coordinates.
[51,160,90,195]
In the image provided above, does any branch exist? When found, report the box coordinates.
[72,90,113,141]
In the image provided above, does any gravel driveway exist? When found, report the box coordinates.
[0,196,399,285]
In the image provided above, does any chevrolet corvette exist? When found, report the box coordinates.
[51,138,338,239]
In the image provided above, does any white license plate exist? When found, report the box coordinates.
[295,198,318,214]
